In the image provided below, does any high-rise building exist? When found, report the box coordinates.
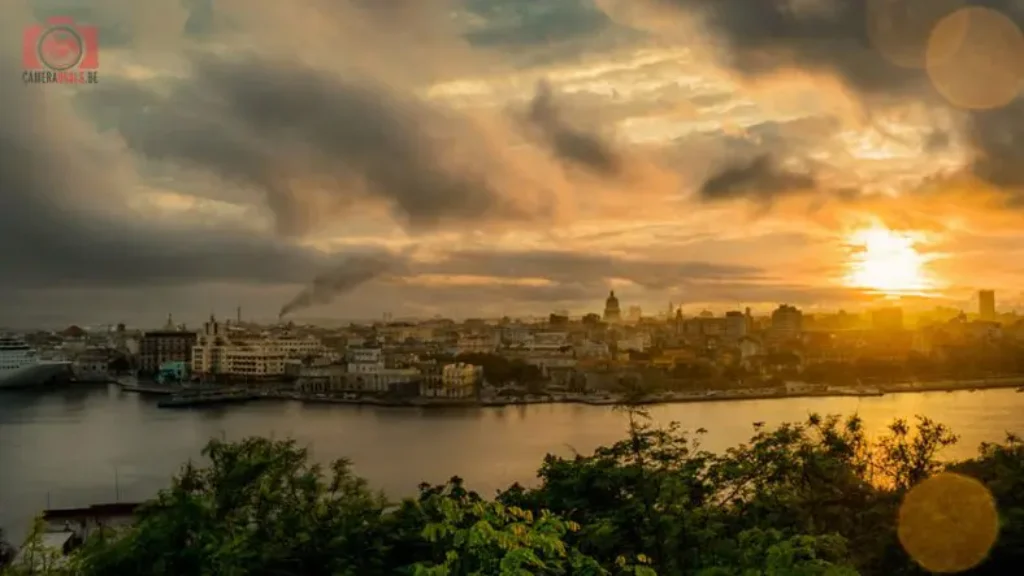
[725,310,748,341]
[770,304,803,342]
[979,290,996,321]
[603,290,622,323]
[139,314,197,374]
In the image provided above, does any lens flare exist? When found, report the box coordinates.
[898,473,999,573]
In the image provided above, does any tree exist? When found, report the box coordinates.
[0,528,15,570]
[405,480,607,575]
[75,438,392,576]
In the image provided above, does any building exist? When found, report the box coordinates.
[295,364,349,394]
[71,348,111,383]
[627,306,642,323]
[191,315,231,378]
[603,290,622,323]
[454,332,499,354]
[191,315,324,380]
[344,347,419,392]
[616,333,652,352]
[871,307,904,331]
[155,361,189,384]
[441,362,483,398]
[770,305,803,342]
[724,311,748,341]
[979,290,996,321]
[139,315,198,374]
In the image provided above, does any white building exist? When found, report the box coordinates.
[191,316,325,379]
[345,347,419,392]
[441,363,482,398]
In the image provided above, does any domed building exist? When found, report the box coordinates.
[603,290,622,323]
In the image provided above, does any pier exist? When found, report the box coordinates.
[157,388,257,408]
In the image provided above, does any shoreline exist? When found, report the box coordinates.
[123,376,1024,410]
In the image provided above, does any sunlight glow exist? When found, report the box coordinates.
[845,227,936,294]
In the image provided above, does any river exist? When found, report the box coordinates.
[2,385,1024,540]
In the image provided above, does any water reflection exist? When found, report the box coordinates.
[2,385,1024,542]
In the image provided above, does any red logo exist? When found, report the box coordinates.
[22,16,99,85]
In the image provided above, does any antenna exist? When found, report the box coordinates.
[114,466,121,502]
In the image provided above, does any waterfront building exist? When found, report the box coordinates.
[416,361,445,397]
[191,315,326,380]
[344,347,420,392]
[603,291,622,323]
[295,364,349,394]
[155,360,189,383]
[71,348,112,383]
[139,315,197,374]
[441,362,483,398]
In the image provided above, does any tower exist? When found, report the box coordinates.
[603,290,622,323]
[979,290,996,321]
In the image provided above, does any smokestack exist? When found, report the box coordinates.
[279,251,404,319]
[237,306,242,324]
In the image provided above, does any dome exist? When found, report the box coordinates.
[606,290,619,305]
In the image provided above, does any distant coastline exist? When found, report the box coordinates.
[113,376,1024,410]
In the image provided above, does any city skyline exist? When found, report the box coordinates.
[5,1,1024,327]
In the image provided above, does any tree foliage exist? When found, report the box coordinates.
[5,410,1024,575]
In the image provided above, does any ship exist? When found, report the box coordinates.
[0,334,74,389]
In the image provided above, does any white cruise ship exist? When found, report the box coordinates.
[0,335,73,389]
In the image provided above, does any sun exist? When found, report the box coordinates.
[844,227,936,295]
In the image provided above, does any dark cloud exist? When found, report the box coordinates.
[463,0,620,47]
[968,102,1024,191]
[643,0,1024,200]
[524,80,623,176]
[700,155,816,201]
[30,0,210,48]
[83,52,549,237]
[647,0,955,96]
[417,249,763,289]
[0,50,365,290]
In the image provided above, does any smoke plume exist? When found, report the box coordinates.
[279,253,398,318]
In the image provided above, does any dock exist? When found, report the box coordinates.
[117,381,181,395]
[157,388,257,408]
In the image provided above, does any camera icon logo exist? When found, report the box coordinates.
[22,16,99,72]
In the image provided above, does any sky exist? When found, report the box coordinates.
[5,0,1024,328]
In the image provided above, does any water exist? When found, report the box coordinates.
[2,385,1024,541]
